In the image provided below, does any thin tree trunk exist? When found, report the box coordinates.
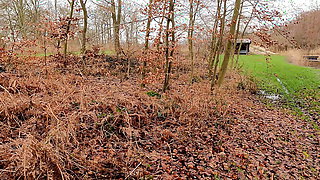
[144,0,153,50]
[63,0,75,58]
[231,0,244,68]
[188,0,200,80]
[211,0,227,90]
[156,2,167,51]
[208,0,222,77]
[79,0,88,56]
[111,0,122,56]
[142,0,153,81]
[55,0,58,19]
[216,0,242,87]
[163,0,175,93]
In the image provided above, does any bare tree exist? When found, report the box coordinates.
[216,0,242,87]
[188,0,200,80]
[163,0,175,92]
[79,0,88,56]
[63,0,76,57]
[144,0,153,50]
[111,0,122,56]
[208,0,223,77]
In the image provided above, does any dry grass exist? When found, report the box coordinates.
[282,49,307,66]
[283,48,320,68]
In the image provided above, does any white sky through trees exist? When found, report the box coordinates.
[48,0,319,15]
[273,0,320,19]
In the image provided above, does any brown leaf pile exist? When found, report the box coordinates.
[0,56,319,179]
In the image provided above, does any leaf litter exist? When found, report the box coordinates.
[0,55,319,179]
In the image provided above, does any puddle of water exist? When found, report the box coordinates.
[259,90,281,101]
[276,77,289,94]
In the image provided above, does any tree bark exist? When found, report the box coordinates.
[144,0,153,50]
[79,0,88,56]
[63,0,75,57]
[163,0,175,93]
[211,0,227,90]
[188,0,200,80]
[216,0,242,87]
[208,0,222,77]
[142,0,153,81]
[111,0,122,56]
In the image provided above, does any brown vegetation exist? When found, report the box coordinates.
[0,0,319,179]
[0,53,319,179]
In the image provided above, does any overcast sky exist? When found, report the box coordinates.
[274,0,319,17]
[49,0,320,21]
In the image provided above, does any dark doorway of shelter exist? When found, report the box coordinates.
[235,39,251,55]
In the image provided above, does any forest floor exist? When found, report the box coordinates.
[0,54,319,179]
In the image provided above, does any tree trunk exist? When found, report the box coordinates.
[55,0,58,19]
[79,0,88,56]
[156,2,167,51]
[111,0,122,56]
[142,0,153,81]
[188,0,200,80]
[63,0,75,57]
[144,0,153,50]
[163,0,175,93]
[211,0,227,90]
[216,0,242,87]
[235,1,258,66]
[231,1,244,68]
[208,0,222,77]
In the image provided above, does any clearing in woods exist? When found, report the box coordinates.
[239,55,320,124]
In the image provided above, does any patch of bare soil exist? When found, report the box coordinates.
[0,56,319,179]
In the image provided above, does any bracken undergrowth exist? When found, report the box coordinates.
[0,54,319,179]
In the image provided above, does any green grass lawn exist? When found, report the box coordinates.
[34,52,54,57]
[238,55,319,95]
[102,50,115,55]
[238,55,319,125]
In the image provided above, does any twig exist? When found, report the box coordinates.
[125,162,141,180]
[0,169,16,172]
[167,142,173,159]
[0,84,13,98]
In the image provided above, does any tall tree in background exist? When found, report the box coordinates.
[188,0,200,80]
[208,0,223,77]
[144,0,153,50]
[63,0,76,57]
[163,0,175,92]
[13,0,27,38]
[216,0,242,87]
[111,0,122,56]
[79,0,88,56]
[54,0,58,19]
[142,0,153,80]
